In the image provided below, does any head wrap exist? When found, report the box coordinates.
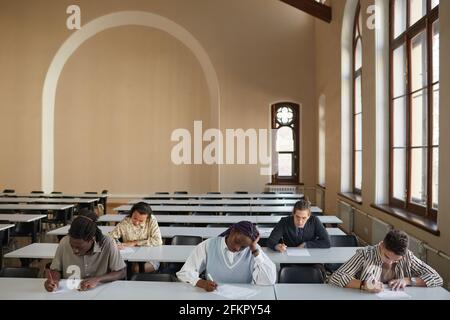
[219,221,259,241]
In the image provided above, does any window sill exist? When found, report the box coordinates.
[266,182,304,186]
[371,204,440,236]
[338,192,362,205]
[317,184,326,190]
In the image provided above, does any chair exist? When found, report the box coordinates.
[165,236,203,274]
[2,189,16,197]
[234,191,248,194]
[0,267,40,278]
[155,192,170,194]
[174,191,188,194]
[330,235,358,247]
[171,235,203,246]
[279,266,325,284]
[2,189,15,194]
[207,192,221,194]
[325,235,359,273]
[51,191,62,194]
[262,191,276,194]
[84,191,98,194]
[131,273,177,282]
[31,191,44,194]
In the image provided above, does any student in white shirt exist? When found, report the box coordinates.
[176,221,276,292]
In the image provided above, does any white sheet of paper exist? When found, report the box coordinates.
[212,285,258,300]
[51,279,80,293]
[120,247,135,254]
[376,289,411,300]
[286,248,311,257]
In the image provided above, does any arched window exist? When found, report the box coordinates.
[271,103,300,184]
[353,2,363,195]
[390,0,439,220]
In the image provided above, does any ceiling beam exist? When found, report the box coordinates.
[280,0,332,23]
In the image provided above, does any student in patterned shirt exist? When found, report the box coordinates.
[109,202,163,273]
[329,230,443,293]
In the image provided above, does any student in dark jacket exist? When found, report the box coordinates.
[267,199,331,252]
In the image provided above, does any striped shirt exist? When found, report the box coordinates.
[329,244,443,288]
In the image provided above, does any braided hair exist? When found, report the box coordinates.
[68,209,104,244]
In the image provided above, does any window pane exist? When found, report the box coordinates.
[433,20,440,83]
[393,45,406,98]
[411,89,428,147]
[278,154,293,177]
[355,75,362,114]
[355,113,362,151]
[393,0,407,38]
[411,30,428,92]
[409,0,426,26]
[354,151,362,191]
[431,0,439,9]
[355,39,362,71]
[393,97,407,148]
[410,148,428,207]
[276,107,294,125]
[433,84,439,146]
[432,148,439,210]
[276,127,294,152]
[393,148,406,201]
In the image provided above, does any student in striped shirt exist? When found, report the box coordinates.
[329,230,443,293]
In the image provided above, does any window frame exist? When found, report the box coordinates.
[352,1,363,195]
[271,102,300,185]
[389,0,439,221]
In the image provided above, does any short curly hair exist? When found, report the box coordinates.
[384,230,409,256]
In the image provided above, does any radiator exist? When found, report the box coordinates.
[338,201,354,233]
[408,233,427,261]
[371,216,392,245]
[266,185,300,193]
[315,188,325,210]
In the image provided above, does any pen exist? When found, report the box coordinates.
[207,273,215,282]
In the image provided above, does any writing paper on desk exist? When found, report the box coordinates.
[376,289,411,300]
[51,279,80,293]
[120,247,135,255]
[286,249,311,257]
[212,285,258,300]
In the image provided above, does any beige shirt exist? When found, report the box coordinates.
[50,235,126,279]
[108,216,163,247]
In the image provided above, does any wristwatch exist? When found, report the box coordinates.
[410,277,417,287]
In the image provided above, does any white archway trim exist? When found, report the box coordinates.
[42,11,220,192]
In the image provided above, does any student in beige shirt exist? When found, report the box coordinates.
[109,202,163,273]
[44,210,126,292]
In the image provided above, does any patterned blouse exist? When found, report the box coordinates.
[329,244,443,288]
[108,216,163,247]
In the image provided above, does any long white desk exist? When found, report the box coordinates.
[0,204,74,211]
[130,199,301,206]
[1,193,108,199]
[128,246,360,264]
[114,205,322,214]
[274,284,450,300]
[5,243,358,265]
[0,278,275,300]
[0,224,15,232]
[0,214,47,242]
[47,225,346,238]
[4,243,136,261]
[99,214,343,225]
[0,197,98,204]
[143,193,304,199]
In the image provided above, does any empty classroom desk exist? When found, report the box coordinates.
[0,214,47,243]
[0,204,75,225]
[143,193,304,199]
[262,247,360,264]
[4,242,136,263]
[129,199,301,206]
[0,197,99,211]
[0,223,15,265]
[274,284,450,300]
[113,205,322,214]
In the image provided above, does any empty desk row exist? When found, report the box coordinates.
[142,193,304,199]
[129,199,302,206]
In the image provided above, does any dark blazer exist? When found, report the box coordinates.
[267,215,331,250]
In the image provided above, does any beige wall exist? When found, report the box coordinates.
[315,0,450,286]
[0,0,317,194]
